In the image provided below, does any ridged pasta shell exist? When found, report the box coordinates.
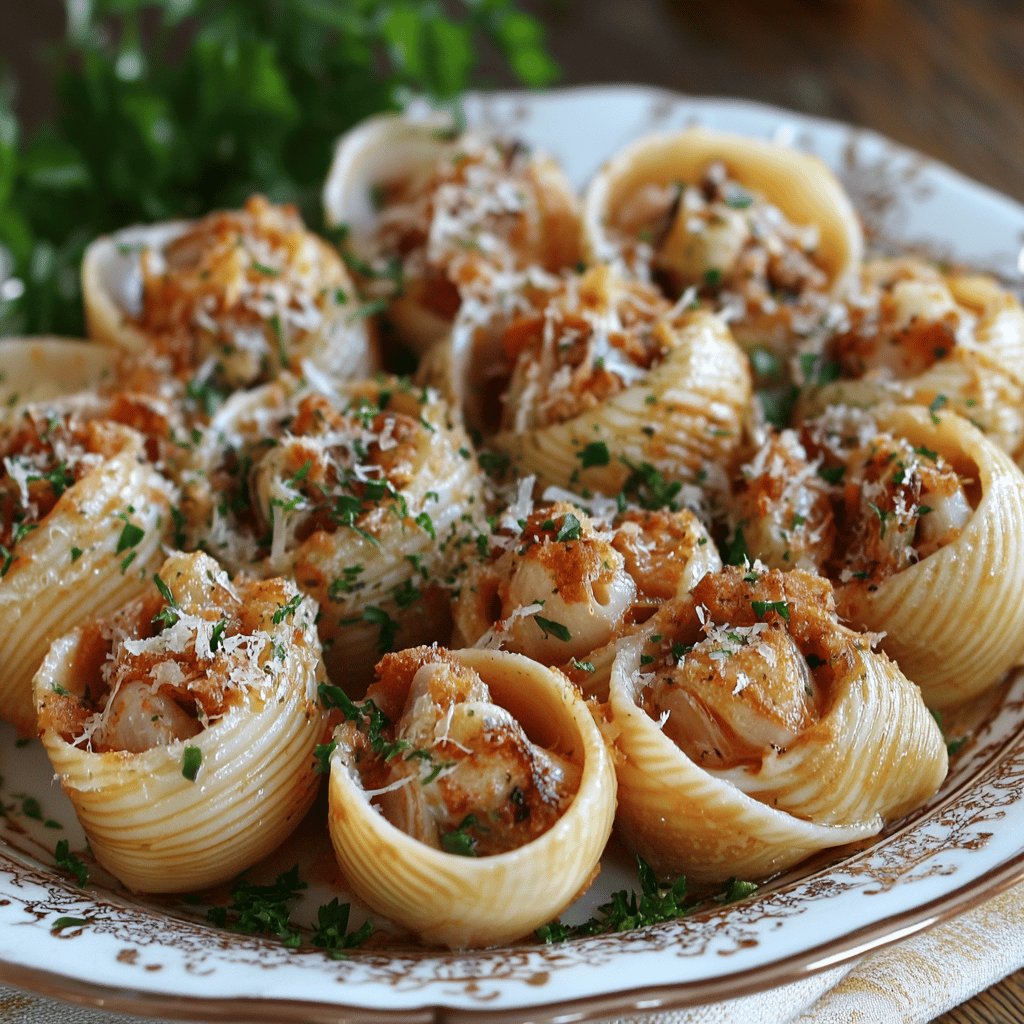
[834,405,1024,707]
[187,375,483,694]
[607,571,946,883]
[327,647,616,948]
[491,309,750,494]
[82,200,376,388]
[0,338,115,406]
[322,113,580,355]
[797,266,1024,455]
[582,127,863,294]
[0,415,175,734]
[33,552,328,893]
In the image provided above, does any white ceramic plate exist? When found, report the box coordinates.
[2,85,1024,1023]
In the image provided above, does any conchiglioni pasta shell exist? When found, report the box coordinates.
[323,114,580,355]
[202,379,482,694]
[797,274,1024,455]
[0,434,174,734]
[490,310,750,494]
[82,221,377,381]
[583,127,863,293]
[0,338,115,406]
[607,635,907,883]
[835,405,1024,707]
[33,614,327,893]
[327,648,616,948]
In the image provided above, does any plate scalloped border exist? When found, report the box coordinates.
[1,84,1023,1024]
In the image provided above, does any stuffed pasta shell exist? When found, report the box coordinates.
[796,260,1024,455]
[33,551,328,893]
[322,113,580,354]
[186,374,482,693]
[0,402,175,734]
[326,645,615,947]
[82,195,377,401]
[730,404,1024,706]
[608,566,946,883]
[582,128,863,354]
[453,497,720,695]
[432,264,750,495]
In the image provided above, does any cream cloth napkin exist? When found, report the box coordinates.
[1,880,1021,1024]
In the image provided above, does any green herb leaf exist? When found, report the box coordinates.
[54,839,89,887]
[751,600,790,621]
[577,440,611,468]
[534,615,571,642]
[182,745,203,782]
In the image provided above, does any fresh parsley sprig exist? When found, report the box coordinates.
[0,0,558,336]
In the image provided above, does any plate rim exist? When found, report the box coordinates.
[2,82,1024,1023]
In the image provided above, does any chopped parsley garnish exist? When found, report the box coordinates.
[311,898,374,959]
[208,619,228,653]
[439,814,482,857]
[724,527,749,567]
[55,839,89,887]
[361,605,398,653]
[703,267,722,288]
[715,878,760,904]
[570,658,596,673]
[798,353,841,386]
[577,441,611,468]
[929,393,948,424]
[27,461,75,498]
[620,459,683,512]
[69,546,83,562]
[867,501,894,538]
[51,916,91,932]
[151,574,180,628]
[313,740,338,775]
[555,512,582,542]
[328,565,365,599]
[182,745,203,782]
[272,592,304,624]
[751,600,790,621]
[115,518,145,553]
[914,444,939,461]
[757,386,799,431]
[534,615,571,642]
[414,512,436,539]
[817,464,846,485]
[207,866,306,948]
[535,857,758,942]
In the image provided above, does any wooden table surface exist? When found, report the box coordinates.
[1,2,1021,1021]
[520,0,1024,203]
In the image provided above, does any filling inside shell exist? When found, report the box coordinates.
[189,379,446,570]
[639,567,850,771]
[456,498,717,666]
[37,551,318,753]
[335,646,580,857]
[121,196,358,390]
[823,260,974,382]
[731,409,975,584]
[608,161,833,336]
[358,133,578,320]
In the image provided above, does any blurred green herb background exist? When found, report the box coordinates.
[0,0,558,337]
